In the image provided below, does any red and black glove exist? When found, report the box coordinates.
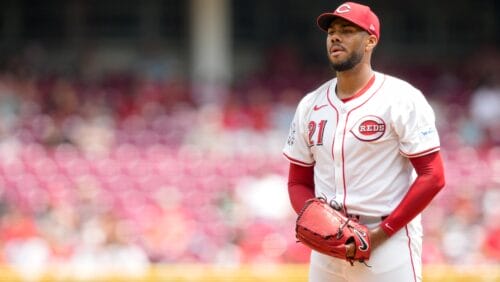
[296,198,371,264]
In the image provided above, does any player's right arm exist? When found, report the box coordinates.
[288,163,315,214]
[283,92,318,214]
[283,92,317,165]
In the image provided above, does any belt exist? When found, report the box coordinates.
[347,214,388,225]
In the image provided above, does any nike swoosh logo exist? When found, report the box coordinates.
[354,229,369,251]
[313,104,328,111]
[384,223,394,232]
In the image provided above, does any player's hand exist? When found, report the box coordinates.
[345,227,388,258]
[346,242,355,258]
[369,227,389,250]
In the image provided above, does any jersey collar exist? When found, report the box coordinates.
[327,72,385,111]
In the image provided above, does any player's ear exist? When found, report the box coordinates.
[365,35,378,52]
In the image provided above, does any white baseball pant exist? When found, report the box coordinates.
[308,215,423,282]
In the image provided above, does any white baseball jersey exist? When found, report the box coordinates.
[283,71,440,217]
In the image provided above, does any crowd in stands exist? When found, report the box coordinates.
[0,44,498,278]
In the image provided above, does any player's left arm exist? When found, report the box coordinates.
[372,151,445,246]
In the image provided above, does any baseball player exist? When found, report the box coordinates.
[283,2,445,281]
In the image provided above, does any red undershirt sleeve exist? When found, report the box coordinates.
[380,151,446,236]
[287,163,315,214]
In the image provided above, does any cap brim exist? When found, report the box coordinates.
[316,13,339,31]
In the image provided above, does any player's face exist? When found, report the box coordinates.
[326,18,369,72]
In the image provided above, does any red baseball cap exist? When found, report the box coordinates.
[317,2,380,39]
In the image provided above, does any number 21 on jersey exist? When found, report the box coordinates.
[308,120,327,146]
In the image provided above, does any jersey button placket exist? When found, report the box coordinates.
[333,110,347,199]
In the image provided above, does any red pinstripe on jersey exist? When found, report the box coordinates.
[326,86,340,163]
[341,75,386,214]
[283,152,315,167]
[400,146,440,158]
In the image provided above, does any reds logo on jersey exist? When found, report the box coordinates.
[350,115,386,141]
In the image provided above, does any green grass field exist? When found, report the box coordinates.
[0,264,499,282]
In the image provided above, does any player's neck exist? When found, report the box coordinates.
[335,63,374,100]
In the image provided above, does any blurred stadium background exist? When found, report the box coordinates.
[0,0,498,281]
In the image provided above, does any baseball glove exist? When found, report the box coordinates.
[295,197,371,264]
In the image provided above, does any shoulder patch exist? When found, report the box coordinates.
[287,122,297,146]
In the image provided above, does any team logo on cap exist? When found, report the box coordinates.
[335,3,351,13]
[350,115,386,141]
